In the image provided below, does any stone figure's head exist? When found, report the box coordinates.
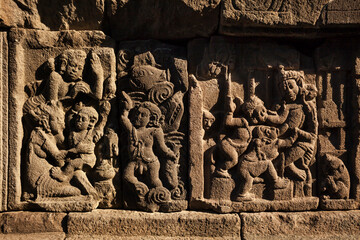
[30,102,65,135]
[75,106,99,131]
[277,65,305,103]
[58,50,87,82]
[323,154,346,179]
[132,101,163,128]
[203,110,215,131]
[242,97,268,125]
[252,125,280,160]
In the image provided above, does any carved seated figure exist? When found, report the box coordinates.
[120,92,177,197]
[235,126,290,201]
[46,50,105,101]
[24,102,82,199]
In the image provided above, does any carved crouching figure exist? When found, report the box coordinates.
[235,126,290,201]
[321,154,350,200]
[50,102,110,189]
[119,92,177,203]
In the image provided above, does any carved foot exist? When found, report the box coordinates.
[286,163,306,181]
[50,167,70,182]
[234,192,255,202]
[213,168,231,178]
[274,178,289,189]
[253,177,264,183]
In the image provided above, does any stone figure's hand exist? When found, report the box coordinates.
[76,144,94,154]
[55,150,68,160]
[99,100,111,116]
[103,75,116,100]
[93,131,104,143]
[71,81,90,97]
[90,51,104,77]
[120,91,133,111]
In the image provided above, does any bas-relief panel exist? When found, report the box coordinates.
[6,29,360,214]
[188,37,360,213]
[9,29,118,211]
[8,30,188,212]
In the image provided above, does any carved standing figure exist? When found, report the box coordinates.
[214,73,251,178]
[276,66,318,196]
[119,91,177,199]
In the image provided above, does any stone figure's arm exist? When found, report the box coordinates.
[266,104,289,125]
[296,127,316,142]
[89,52,104,99]
[224,113,248,128]
[41,134,67,165]
[119,91,134,133]
[48,71,63,101]
[93,101,111,142]
[154,128,177,160]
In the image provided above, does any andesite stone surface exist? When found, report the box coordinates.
[0,0,360,239]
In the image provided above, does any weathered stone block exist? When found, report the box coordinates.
[106,0,220,40]
[0,211,66,234]
[0,0,104,30]
[67,210,240,238]
[241,211,360,240]
[220,0,332,30]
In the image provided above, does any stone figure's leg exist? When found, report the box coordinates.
[147,160,163,188]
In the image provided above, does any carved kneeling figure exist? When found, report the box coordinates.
[235,126,289,201]
[321,154,350,200]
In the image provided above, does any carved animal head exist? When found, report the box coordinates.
[252,125,280,160]
[323,154,347,179]
[130,65,170,91]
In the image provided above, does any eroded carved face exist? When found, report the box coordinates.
[64,59,85,82]
[254,126,280,160]
[75,112,90,131]
[133,107,150,128]
[49,113,65,135]
[203,110,215,130]
[280,79,299,102]
[251,105,268,124]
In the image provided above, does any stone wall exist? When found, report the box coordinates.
[0,0,360,239]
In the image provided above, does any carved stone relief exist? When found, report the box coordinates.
[221,0,332,27]
[117,41,188,212]
[315,39,360,210]
[189,37,352,212]
[8,29,117,212]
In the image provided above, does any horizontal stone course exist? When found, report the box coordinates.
[0,211,66,234]
[67,210,240,238]
[241,211,360,240]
